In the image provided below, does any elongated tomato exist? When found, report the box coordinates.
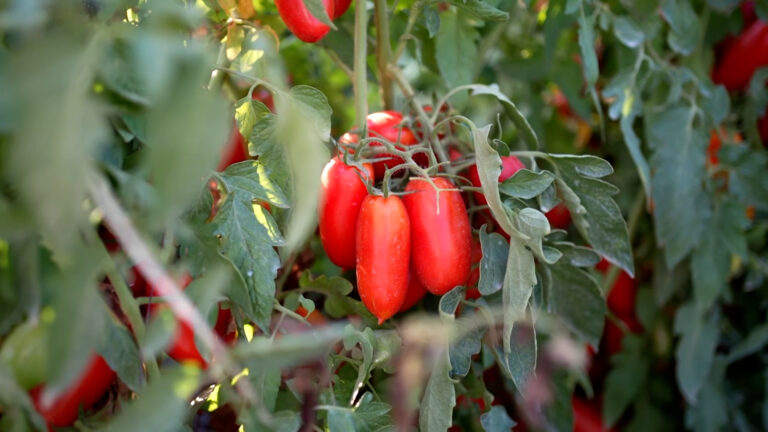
[275,0,335,43]
[356,195,410,323]
[30,354,115,428]
[319,157,373,269]
[333,0,353,18]
[467,155,525,207]
[403,177,471,295]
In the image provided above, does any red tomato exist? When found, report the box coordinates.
[333,0,353,18]
[403,177,471,295]
[296,305,329,325]
[319,157,374,269]
[339,111,421,179]
[572,397,614,432]
[167,320,207,369]
[147,275,208,369]
[217,121,249,171]
[399,272,428,312]
[712,20,768,91]
[545,204,571,229]
[467,155,525,208]
[275,0,334,43]
[465,237,483,300]
[30,354,115,428]
[356,194,410,323]
[596,259,641,356]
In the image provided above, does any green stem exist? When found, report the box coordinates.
[353,0,369,128]
[207,44,228,91]
[374,0,394,110]
[392,1,424,62]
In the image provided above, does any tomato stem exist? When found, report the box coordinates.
[353,0,369,129]
[374,0,394,110]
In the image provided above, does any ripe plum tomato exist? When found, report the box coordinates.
[712,20,768,91]
[399,272,428,312]
[467,155,525,207]
[319,157,374,269]
[275,0,334,43]
[356,195,410,323]
[333,0,353,18]
[30,354,115,428]
[545,204,571,229]
[339,111,422,179]
[296,306,329,325]
[214,305,238,345]
[403,177,471,295]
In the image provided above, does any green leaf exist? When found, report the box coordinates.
[445,0,509,21]
[327,393,395,432]
[620,112,652,201]
[43,255,108,401]
[500,169,555,199]
[553,243,601,267]
[720,145,768,211]
[468,84,540,150]
[98,317,144,393]
[104,366,202,432]
[478,228,509,296]
[545,261,606,347]
[691,198,748,309]
[603,352,649,426]
[219,161,290,209]
[646,105,709,268]
[145,68,229,225]
[3,33,108,257]
[436,12,478,88]
[549,155,634,276]
[275,86,332,256]
[303,0,335,28]
[341,326,375,406]
[472,125,521,238]
[481,405,517,431]
[515,208,560,264]
[702,85,730,125]
[419,350,456,432]
[233,325,344,369]
[249,367,282,412]
[497,323,536,392]
[661,0,701,55]
[577,11,598,85]
[502,238,537,387]
[212,187,282,332]
[674,303,719,404]
[726,323,768,363]
[0,362,47,431]
[684,361,728,432]
[613,16,644,48]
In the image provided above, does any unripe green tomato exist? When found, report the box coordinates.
[0,320,48,389]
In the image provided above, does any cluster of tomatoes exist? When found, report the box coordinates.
[317,110,571,323]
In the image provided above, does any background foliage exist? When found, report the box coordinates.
[0,0,767,431]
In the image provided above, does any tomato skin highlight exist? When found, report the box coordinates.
[713,20,768,91]
[339,111,421,179]
[356,195,411,323]
[275,0,334,43]
[319,157,374,269]
[403,177,471,295]
[30,354,115,428]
